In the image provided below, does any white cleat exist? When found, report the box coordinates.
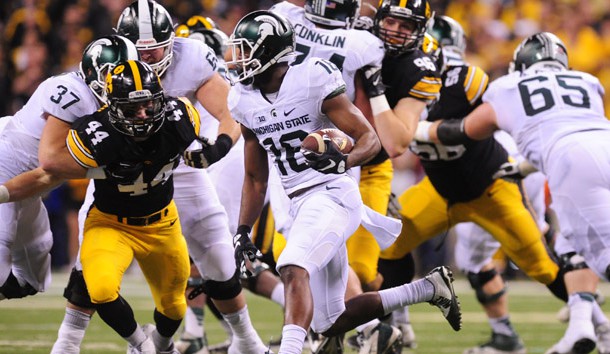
[424,266,462,331]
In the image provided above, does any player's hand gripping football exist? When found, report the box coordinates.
[233,225,262,279]
[183,134,232,168]
[303,135,348,174]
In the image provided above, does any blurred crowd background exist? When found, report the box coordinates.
[1,0,608,273]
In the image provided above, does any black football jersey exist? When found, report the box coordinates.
[66,97,201,216]
[367,49,442,166]
[411,64,509,203]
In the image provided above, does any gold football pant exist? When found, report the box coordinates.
[385,176,558,284]
[81,201,189,320]
[346,160,393,285]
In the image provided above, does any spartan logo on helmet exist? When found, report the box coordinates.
[80,35,139,104]
[116,0,175,77]
[226,10,295,85]
[509,32,568,73]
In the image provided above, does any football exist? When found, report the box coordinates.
[300,128,353,155]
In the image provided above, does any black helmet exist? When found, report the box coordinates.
[428,15,466,56]
[175,15,228,58]
[304,0,361,29]
[509,32,568,73]
[80,35,139,103]
[226,10,295,84]
[374,0,433,55]
[116,0,175,77]
[106,60,165,138]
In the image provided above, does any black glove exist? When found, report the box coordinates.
[493,161,527,183]
[103,161,144,184]
[362,65,385,98]
[183,134,232,168]
[352,16,374,31]
[233,225,262,279]
[303,135,348,174]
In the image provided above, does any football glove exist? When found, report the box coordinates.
[362,65,385,98]
[183,134,232,168]
[103,161,143,185]
[233,225,262,279]
[492,160,537,183]
[303,135,348,174]
[352,16,374,31]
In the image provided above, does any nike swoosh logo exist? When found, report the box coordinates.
[284,107,296,116]
[169,219,178,226]
[325,185,340,191]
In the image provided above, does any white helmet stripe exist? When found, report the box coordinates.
[138,0,154,40]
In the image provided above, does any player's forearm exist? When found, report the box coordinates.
[373,110,412,157]
[1,167,65,202]
[216,113,241,145]
[347,131,380,168]
[238,177,267,228]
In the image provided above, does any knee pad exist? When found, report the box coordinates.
[467,268,506,305]
[188,271,242,301]
[63,268,94,308]
[378,253,415,289]
[558,252,589,273]
[0,272,37,299]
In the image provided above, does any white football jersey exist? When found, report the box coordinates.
[270,1,384,101]
[229,57,347,195]
[484,68,609,173]
[161,36,216,102]
[11,72,100,140]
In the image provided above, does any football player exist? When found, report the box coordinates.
[0,34,137,303]
[2,59,201,354]
[224,10,460,354]
[49,1,267,353]
[267,1,404,350]
[416,31,610,354]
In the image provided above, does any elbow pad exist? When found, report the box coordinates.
[437,119,472,146]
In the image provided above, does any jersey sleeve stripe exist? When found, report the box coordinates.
[410,77,442,100]
[464,66,489,105]
[178,97,202,136]
[66,130,98,168]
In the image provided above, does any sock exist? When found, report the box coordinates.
[489,315,517,337]
[378,278,433,315]
[271,282,285,307]
[223,305,261,345]
[356,318,380,333]
[50,308,92,354]
[392,306,411,325]
[278,324,307,354]
[125,325,147,347]
[566,292,594,339]
[151,328,172,351]
[592,300,610,328]
[184,306,204,338]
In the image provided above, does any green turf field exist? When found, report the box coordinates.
[0,271,607,353]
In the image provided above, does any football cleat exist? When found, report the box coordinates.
[396,323,417,349]
[175,331,209,354]
[351,322,403,354]
[126,333,156,354]
[310,333,345,354]
[596,323,610,354]
[424,266,462,331]
[463,332,525,354]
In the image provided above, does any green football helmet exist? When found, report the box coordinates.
[509,32,568,73]
[428,15,466,56]
[106,60,165,138]
[226,10,295,84]
[80,35,139,103]
[304,0,361,29]
[116,0,175,77]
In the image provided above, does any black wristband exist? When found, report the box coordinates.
[215,134,233,158]
[437,119,473,146]
[236,224,251,235]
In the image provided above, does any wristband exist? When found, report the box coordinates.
[215,133,233,158]
[86,167,107,179]
[369,95,391,116]
[414,121,432,142]
[0,185,9,203]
